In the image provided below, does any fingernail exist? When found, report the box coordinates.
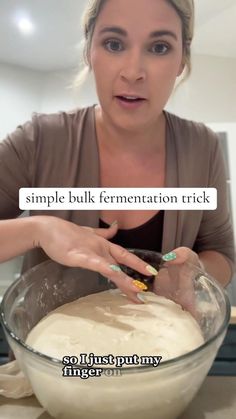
[146,265,158,275]
[137,293,147,303]
[109,264,122,272]
[162,252,177,262]
[132,280,148,291]
[110,220,118,227]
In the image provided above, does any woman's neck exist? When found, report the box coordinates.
[95,105,166,157]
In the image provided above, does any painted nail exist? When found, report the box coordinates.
[132,280,148,291]
[109,264,122,272]
[137,293,147,303]
[110,220,118,227]
[162,252,177,262]
[146,265,158,275]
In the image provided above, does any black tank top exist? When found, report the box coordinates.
[99,211,164,252]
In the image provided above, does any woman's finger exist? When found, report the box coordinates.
[153,264,197,316]
[109,244,158,277]
[162,247,199,266]
[67,250,144,300]
[90,256,145,297]
[93,222,119,239]
[86,250,148,304]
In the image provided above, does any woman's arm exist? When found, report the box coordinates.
[191,131,235,286]
[0,218,37,262]
[194,134,235,287]
[0,217,157,303]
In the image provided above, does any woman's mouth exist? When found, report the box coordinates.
[115,95,147,109]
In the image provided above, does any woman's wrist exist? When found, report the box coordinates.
[29,215,55,249]
[16,216,49,251]
[0,216,51,262]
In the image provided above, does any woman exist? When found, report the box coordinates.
[0,0,234,303]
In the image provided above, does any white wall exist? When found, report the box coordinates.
[0,63,46,138]
[166,54,236,123]
[40,69,97,113]
[0,54,236,289]
[0,63,98,138]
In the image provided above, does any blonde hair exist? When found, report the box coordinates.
[75,0,194,86]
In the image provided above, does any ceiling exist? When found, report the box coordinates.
[0,0,235,72]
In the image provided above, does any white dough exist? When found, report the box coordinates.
[23,290,211,419]
[26,290,203,361]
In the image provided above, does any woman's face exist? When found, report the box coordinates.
[90,0,184,131]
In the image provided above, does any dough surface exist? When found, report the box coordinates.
[26,290,203,361]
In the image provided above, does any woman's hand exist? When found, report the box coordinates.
[153,247,202,315]
[34,216,157,303]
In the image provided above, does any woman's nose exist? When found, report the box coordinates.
[119,50,146,82]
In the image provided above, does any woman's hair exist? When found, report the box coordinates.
[75,0,194,86]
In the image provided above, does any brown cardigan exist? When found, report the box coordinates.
[0,105,234,273]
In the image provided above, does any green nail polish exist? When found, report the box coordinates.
[110,264,122,272]
[137,293,147,303]
[162,252,176,262]
[146,265,158,275]
[110,220,118,227]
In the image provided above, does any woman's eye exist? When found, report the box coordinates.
[150,43,170,55]
[104,39,123,52]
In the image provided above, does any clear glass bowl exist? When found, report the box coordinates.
[0,249,230,419]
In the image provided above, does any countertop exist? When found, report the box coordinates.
[0,376,236,419]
